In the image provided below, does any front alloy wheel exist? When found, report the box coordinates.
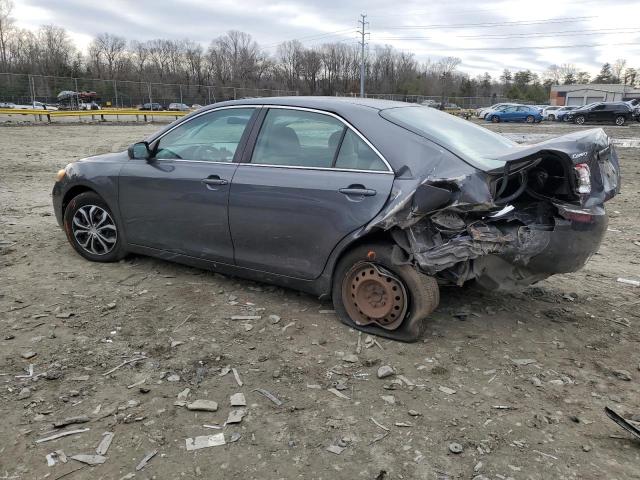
[525,115,535,123]
[491,115,500,123]
[615,115,626,126]
[63,191,125,262]
[575,115,585,125]
[72,205,117,255]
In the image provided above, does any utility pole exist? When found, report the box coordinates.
[358,14,369,98]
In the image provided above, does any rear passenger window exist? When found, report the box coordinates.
[334,130,387,171]
[251,109,344,168]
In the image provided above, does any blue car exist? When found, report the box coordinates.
[485,105,543,123]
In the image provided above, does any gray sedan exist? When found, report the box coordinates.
[52,97,620,341]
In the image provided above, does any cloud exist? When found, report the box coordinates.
[14,0,640,77]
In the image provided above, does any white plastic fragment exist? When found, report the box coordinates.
[185,433,226,451]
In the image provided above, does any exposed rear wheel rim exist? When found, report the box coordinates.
[342,262,408,330]
[526,116,534,123]
[576,116,585,124]
[72,205,117,255]
[615,116,625,125]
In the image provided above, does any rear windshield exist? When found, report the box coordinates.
[380,105,517,170]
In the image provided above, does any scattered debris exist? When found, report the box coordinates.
[185,433,225,451]
[17,387,31,400]
[616,278,640,287]
[15,364,34,379]
[127,378,147,389]
[228,432,241,443]
[395,422,413,427]
[46,450,68,467]
[36,428,90,444]
[408,410,421,417]
[448,442,464,454]
[135,449,158,471]
[230,315,262,321]
[172,313,193,331]
[70,454,107,466]
[232,368,243,387]
[343,354,358,363]
[326,444,346,455]
[370,418,390,431]
[377,365,395,379]
[226,409,247,424]
[95,432,114,455]
[605,407,640,441]
[439,386,456,395]
[230,393,246,407]
[187,400,218,412]
[269,314,281,324]
[328,388,350,400]
[54,416,90,428]
[512,358,537,366]
[380,395,395,405]
[254,388,283,406]
[167,374,180,382]
[102,356,147,376]
[21,351,37,359]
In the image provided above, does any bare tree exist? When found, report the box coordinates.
[0,0,13,68]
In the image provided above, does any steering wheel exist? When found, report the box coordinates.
[193,144,222,161]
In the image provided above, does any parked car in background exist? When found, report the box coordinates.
[476,103,517,118]
[168,103,190,111]
[554,106,579,122]
[51,97,620,342]
[0,101,16,108]
[533,105,549,114]
[139,103,165,111]
[542,106,563,121]
[444,103,461,110]
[485,105,542,123]
[420,99,439,107]
[191,104,203,110]
[14,101,59,111]
[566,102,634,126]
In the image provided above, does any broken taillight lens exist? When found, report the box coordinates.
[574,163,591,194]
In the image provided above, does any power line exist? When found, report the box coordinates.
[376,28,640,41]
[262,29,355,49]
[400,41,640,52]
[377,16,595,30]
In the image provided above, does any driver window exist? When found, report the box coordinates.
[155,108,255,162]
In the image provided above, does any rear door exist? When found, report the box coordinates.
[228,107,394,279]
[119,107,257,262]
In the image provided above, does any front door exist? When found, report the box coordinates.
[228,108,394,279]
[119,107,257,262]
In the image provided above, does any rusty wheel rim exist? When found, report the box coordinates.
[341,262,408,330]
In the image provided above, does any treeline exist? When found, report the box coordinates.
[0,1,636,103]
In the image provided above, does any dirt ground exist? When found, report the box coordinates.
[1,119,639,480]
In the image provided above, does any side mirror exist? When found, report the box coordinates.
[128,141,151,160]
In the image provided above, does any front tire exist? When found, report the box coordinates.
[525,115,535,123]
[63,191,126,262]
[615,115,626,126]
[331,243,439,342]
[574,115,585,125]
[548,114,555,121]
[491,115,500,123]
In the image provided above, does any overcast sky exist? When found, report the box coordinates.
[12,0,640,78]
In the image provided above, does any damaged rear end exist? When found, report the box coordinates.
[373,119,621,290]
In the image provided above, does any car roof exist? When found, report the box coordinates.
[206,96,410,114]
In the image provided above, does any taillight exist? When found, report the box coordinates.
[574,163,591,194]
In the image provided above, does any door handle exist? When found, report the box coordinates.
[201,175,228,186]
[339,186,376,197]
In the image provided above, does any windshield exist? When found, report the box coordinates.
[380,105,518,170]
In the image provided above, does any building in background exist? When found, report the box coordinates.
[550,84,640,106]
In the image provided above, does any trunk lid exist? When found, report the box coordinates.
[489,128,620,208]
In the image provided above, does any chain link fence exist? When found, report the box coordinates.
[337,92,538,109]
[0,73,298,108]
